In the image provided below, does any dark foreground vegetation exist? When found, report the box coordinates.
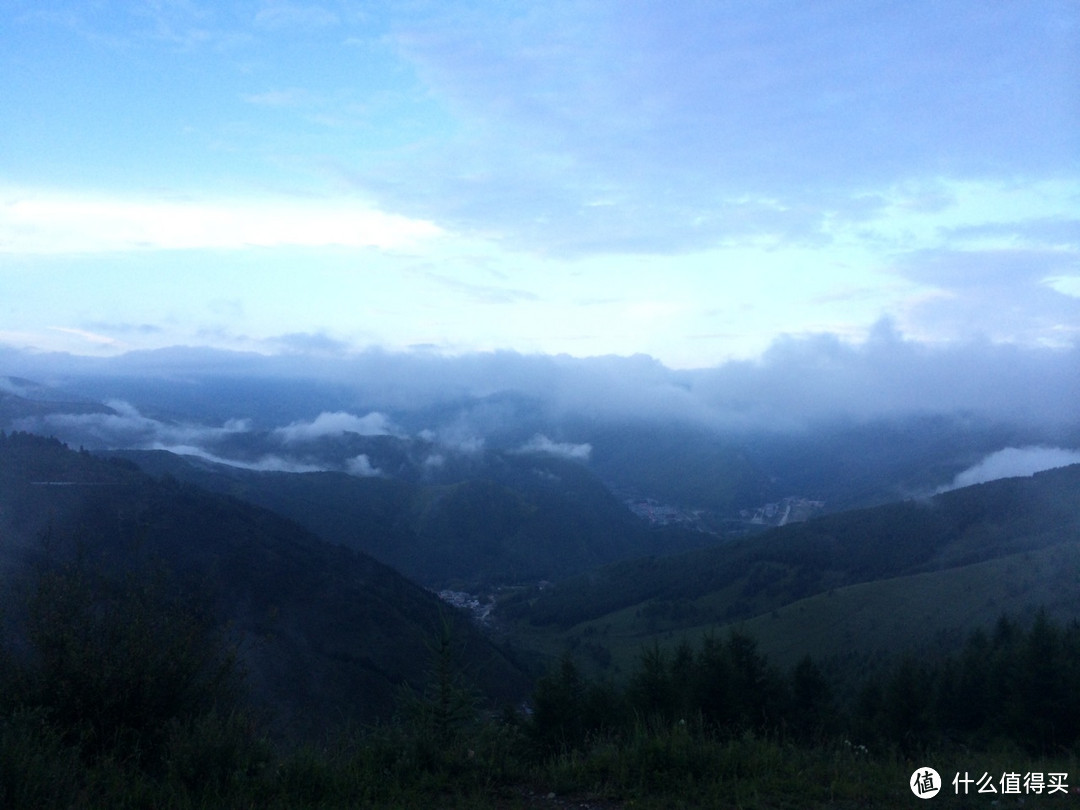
[3,555,1080,809]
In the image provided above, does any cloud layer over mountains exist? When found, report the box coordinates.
[4,321,1076,430]
[3,323,1077,493]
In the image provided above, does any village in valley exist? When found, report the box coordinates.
[625,495,825,532]
[437,495,827,623]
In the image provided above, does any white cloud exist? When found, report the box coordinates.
[1045,275,1080,298]
[517,434,591,461]
[0,189,443,254]
[686,321,1080,429]
[939,446,1080,491]
[346,453,381,477]
[275,411,395,442]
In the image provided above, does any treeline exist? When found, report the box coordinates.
[859,611,1080,754]
[3,552,1079,808]
[531,634,831,752]
[531,612,1080,757]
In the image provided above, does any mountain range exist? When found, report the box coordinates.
[2,366,1080,734]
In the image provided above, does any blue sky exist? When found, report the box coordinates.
[2,0,1078,368]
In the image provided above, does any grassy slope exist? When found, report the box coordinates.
[526,539,1080,683]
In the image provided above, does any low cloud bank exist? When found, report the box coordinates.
[4,321,1078,440]
[13,400,251,450]
[939,446,1080,492]
[686,322,1080,430]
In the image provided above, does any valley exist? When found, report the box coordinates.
[2,372,1079,807]
[4,4,1075,802]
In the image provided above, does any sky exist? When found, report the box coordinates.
[1,0,1079,368]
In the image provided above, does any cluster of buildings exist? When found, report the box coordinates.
[625,499,706,528]
[740,496,825,527]
[437,589,495,624]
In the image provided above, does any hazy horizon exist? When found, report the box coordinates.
[4,318,1079,496]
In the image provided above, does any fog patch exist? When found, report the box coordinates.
[275,411,395,443]
[939,446,1080,491]
[152,443,325,473]
[517,434,592,461]
[0,377,32,397]
[424,424,485,454]
[422,453,446,469]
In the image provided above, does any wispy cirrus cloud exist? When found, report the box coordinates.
[241,88,316,107]
[363,1,1079,257]
[253,3,339,31]
[408,269,540,305]
[890,247,1080,345]
[48,327,125,347]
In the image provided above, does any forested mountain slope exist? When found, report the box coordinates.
[0,432,529,738]
[113,447,712,587]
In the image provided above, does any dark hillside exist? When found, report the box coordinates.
[0,432,530,739]
[114,448,713,587]
[0,381,117,425]
[743,414,1038,510]
[567,419,775,512]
